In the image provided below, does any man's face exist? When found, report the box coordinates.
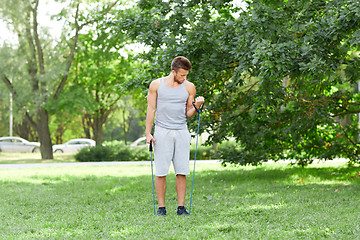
[173,68,189,84]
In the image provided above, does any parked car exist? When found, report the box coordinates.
[130,137,147,147]
[0,136,40,153]
[52,138,96,153]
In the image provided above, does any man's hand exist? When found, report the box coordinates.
[194,96,205,110]
[146,134,155,144]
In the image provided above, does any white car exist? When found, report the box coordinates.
[0,136,40,153]
[52,138,96,153]
[130,137,147,147]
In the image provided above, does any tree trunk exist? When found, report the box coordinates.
[93,115,104,145]
[37,108,53,159]
[54,123,65,144]
[122,109,128,144]
[82,114,92,139]
[213,142,218,153]
[14,118,38,142]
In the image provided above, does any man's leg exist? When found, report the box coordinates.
[173,129,191,215]
[176,174,190,215]
[155,176,167,207]
[153,126,172,216]
[176,174,187,206]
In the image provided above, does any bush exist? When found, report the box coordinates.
[213,141,243,165]
[106,141,132,161]
[131,147,150,161]
[190,141,242,161]
[75,141,150,162]
[105,140,150,161]
[190,144,214,160]
[75,140,240,162]
[75,145,116,162]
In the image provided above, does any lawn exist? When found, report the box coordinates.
[0,152,76,164]
[0,161,359,239]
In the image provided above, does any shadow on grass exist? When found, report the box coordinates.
[197,164,360,183]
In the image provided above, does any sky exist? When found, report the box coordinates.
[0,0,64,44]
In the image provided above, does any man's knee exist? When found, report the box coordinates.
[176,174,186,178]
[156,176,167,182]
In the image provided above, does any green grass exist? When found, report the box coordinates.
[0,162,359,239]
[0,152,76,164]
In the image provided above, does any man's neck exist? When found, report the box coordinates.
[166,74,181,88]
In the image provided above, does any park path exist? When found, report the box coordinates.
[0,159,348,170]
[0,160,221,169]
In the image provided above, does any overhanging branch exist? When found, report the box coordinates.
[1,72,37,128]
[0,73,16,97]
[53,0,120,100]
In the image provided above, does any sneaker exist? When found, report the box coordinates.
[177,206,190,216]
[157,207,166,216]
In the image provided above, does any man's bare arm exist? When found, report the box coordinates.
[146,80,159,143]
[186,82,205,118]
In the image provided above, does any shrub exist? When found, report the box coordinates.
[75,140,240,162]
[214,141,243,165]
[75,140,150,162]
[75,145,116,162]
[190,144,214,160]
[131,147,150,161]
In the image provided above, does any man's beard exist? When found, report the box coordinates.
[174,75,183,84]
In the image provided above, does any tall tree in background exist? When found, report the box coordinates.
[119,0,360,165]
[70,20,138,144]
[48,10,141,145]
[102,92,147,143]
[0,96,8,137]
[0,0,119,159]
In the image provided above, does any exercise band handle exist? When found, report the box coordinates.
[192,101,204,113]
[149,140,153,152]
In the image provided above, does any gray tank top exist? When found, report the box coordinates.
[155,78,189,129]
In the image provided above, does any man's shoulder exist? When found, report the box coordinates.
[184,80,196,95]
[149,78,162,90]
[184,80,195,90]
[154,77,163,83]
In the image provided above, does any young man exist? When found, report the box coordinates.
[146,56,205,216]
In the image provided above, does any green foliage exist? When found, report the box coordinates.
[213,141,244,165]
[118,0,360,166]
[0,82,9,137]
[102,141,133,161]
[75,141,150,162]
[102,95,147,143]
[190,145,214,160]
[0,0,123,158]
[130,145,150,161]
[76,140,246,162]
[189,141,244,161]
[75,145,116,162]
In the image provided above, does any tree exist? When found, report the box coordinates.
[0,68,10,137]
[119,0,360,165]
[0,90,9,137]
[101,94,146,143]
[0,0,119,159]
[68,25,139,144]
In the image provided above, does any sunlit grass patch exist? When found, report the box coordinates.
[0,152,76,164]
[0,162,359,239]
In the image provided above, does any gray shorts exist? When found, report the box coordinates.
[153,125,191,176]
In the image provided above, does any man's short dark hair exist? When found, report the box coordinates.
[171,56,192,71]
